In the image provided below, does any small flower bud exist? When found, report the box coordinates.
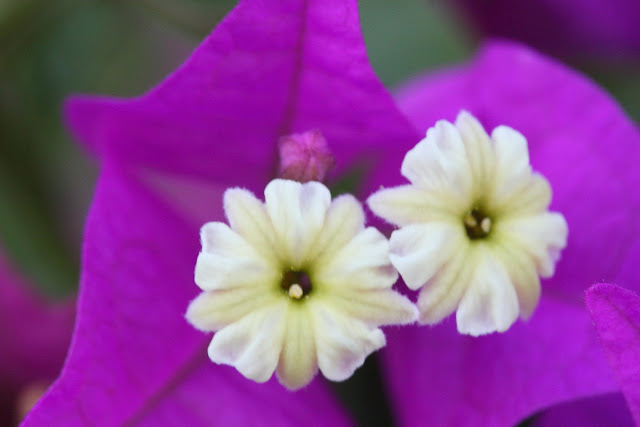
[278,129,335,183]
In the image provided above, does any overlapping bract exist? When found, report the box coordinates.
[23,0,640,425]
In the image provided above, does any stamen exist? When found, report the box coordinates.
[288,284,304,299]
[464,208,492,240]
[480,217,492,234]
[280,270,312,299]
[464,214,478,228]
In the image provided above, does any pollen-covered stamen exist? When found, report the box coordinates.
[464,208,492,239]
[288,284,304,299]
[280,270,312,299]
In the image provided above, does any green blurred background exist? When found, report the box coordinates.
[1,0,638,299]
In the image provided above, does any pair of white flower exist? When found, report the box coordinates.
[186,112,568,390]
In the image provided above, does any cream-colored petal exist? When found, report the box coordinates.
[456,247,519,336]
[264,179,331,268]
[490,126,532,205]
[401,120,473,202]
[455,111,495,198]
[200,221,254,256]
[367,185,460,227]
[389,222,464,290]
[224,188,281,263]
[186,288,279,332]
[417,241,472,324]
[491,243,541,320]
[491,173,552,217]
[305,194,364,263]
[496,212,568,277]
[318,289,417,327]
[207,301,287,383]
[314,228,397,290]
[276,305,318,390]
[311,302,386,382]
[195,223,278,291]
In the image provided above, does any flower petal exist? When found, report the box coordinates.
[416,243,473,324]
[223,188,281,264]
[195,222,277,291]
[276,305,318,390]
[493,172,551,218]
[305,194,364,262]
[208,301,287,383]
[264,179,331,267]
[321,289,417,327]
[455,111,494,199]
[367,185,458,226]
[491,241,541,320]
[315,228,397,290]
[388,222,463,290]
[456,246,520,335]
[401,120,472,207]
[311,302,386,382]
[186,288,278,331]
[489,125,532,205]
[586,283,640,425]
[496,212,568,277]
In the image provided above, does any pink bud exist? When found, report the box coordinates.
[278,129,335,183]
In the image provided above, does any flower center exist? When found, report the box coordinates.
[464,207,492,240]
[280,270,312,300]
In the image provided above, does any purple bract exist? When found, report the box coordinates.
[23,0,640,425]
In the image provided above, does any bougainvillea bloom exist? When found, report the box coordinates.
[187,179,416,389]
[381,42,640,425]
[24,0,640,425]
[24,0,417,424]
[368,111,567,335]
[586,283,640,424]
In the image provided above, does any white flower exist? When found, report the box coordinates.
[186,179,417,390]
[368,111,568,336]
